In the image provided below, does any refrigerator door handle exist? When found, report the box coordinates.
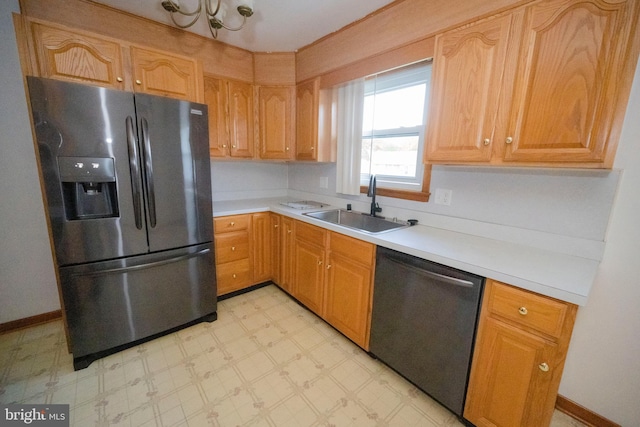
[75,248,211,277]
[126,116,143,230]
[141,117,157,228]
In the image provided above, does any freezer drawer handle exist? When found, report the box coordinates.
[73,248,211,277]
[141,118,157,228]
[386,257,475,288]
[126,116,143,230]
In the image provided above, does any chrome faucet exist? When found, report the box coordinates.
[367,175,382,217]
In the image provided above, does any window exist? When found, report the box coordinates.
[360,60,432,193]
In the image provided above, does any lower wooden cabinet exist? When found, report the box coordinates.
[214,212,274,296]
[324,232,375,349]
[464,279,578,427]
[288,219,375,349]
[293,221,327,316]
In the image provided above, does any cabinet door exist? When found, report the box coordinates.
[252,212,272,283]
[425,14,515,162]
[503,0,636,164]
[324,253,373,349]
[30,22,125,90]
[279,216,295,294]
[296,79,319,160]
[130,46,201,101]
[204,75,230,157]
[293,239,325,316]
[464,317,558,427]
[258,86,295,159]
[325,233,375,349]
[228,80,255,158]
[270,214,282,285]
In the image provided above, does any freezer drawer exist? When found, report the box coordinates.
[59,243,216,369]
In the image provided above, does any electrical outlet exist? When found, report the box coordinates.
[434,188,452,206]
[319,176,329,189]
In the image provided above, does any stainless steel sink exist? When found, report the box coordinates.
[303,209,408,234]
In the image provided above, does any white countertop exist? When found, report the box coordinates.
[213,198,598,305]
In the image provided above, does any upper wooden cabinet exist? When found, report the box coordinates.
[129,46,201,102]
[27,20,203,102]
[29,21,126,90]
[258,86,295,160]
[296,78,319,160]
[204,75,254,158]
[426,14,514,163]
[426,0,640,168]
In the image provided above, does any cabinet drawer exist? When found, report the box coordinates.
[295,221,326,244]
[216,258,253,291]
[214,215,250,233]
[329,232,375,265]
[214,232,250,264]
[487,281,569,339]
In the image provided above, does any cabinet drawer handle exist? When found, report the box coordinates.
[519,306,528,315]
[483,138,490,146]
[116,77,123,82]
[135,79,142,85]
[231,246,236,251]
[505,136,514,144]
[230,222,235,226]
[232,273,237,279]
[286,147,290,151]
[539,362,549,372]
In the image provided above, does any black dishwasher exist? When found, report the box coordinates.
[369,246,484,418]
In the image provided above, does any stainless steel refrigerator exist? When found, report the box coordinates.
[27,76,217,370]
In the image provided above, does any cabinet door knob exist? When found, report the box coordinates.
[135,79,142,85]
[317,260,323,266]
[274,224,279,228]
[519,306,528,315]
[483,138,490,146]
[287,230,292,234]
[231,246,236,251]
[286,147,290,151]
[505,136,514,144]
[230,222,235,226]
[311,146,315,151]
[232,144,237,148]
[326,264,331,270]
[116,77,123,82]
[222,144,227,148]
[539,362,549,372]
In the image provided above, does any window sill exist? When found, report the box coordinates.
[359,165,432,202]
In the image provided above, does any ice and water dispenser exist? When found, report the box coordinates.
[58,157,119,220]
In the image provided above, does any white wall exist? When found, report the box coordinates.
[558,60,640,427]
[0,0,59,323]
[210,161,288,201]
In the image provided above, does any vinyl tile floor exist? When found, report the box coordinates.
[1,284,586,427]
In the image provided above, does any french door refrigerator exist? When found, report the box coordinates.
[27,76,217,370]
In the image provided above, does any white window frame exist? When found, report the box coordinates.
[360,60,432,192]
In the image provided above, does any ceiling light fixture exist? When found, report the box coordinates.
[160,0,254,39]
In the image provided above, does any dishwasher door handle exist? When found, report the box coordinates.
[386,257,475,288]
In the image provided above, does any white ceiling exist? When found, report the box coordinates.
[91,0,397,52]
